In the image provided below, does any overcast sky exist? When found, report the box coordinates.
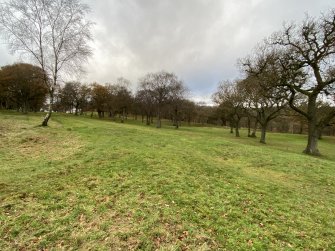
[0,0,333,103]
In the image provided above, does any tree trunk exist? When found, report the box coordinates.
[156,119,161,128]
[42,91,54,126]
[22,100,29,114]
[174,107,179,129]
[247,117,251,137]
[146,114,150,125]
[260,123,267,144]
[303,96,321,156]
[156,107,161,128]
[121,107,125,123]
[235,119,240,137]
[221,117,227,126]
[250,120,257,138]
[75,105,79,115]
[304,119,320,155]
[230,120,234,134]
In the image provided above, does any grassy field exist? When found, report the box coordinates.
[0,111,334,250]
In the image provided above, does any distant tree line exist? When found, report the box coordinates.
[53,71,218,128]
[1,62,334,137]
[0,66,219,127]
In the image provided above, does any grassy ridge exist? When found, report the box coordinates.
[0,112,334,250]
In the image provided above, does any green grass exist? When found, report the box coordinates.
[0,111,334,250]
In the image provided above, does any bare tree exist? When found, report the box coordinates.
[270,9,335,155]
[0,0,93,126]
[168,81,187,129]
[240,76,286,143]
[213,81,246,137]
[135,89,155,125]
[115,78,133,123]
[240,48,288,144]
[139,71,184,128]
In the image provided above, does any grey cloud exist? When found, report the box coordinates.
[1,0,334,102]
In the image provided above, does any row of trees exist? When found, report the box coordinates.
[53,72,210,128]
[0,0,334,155]
[1,59,334,152]
[213,9,335,155]
[2,61,329,137]
[0,62,218,128]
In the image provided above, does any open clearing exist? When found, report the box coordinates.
[0,112,334,250]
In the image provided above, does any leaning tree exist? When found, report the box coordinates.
[0,0,93,126]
